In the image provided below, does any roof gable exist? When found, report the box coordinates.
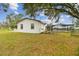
[17,18,45,25]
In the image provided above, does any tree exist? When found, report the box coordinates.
[0,3,9,12]
[23,3,79,33]
[23,3,61,33]
[1,4,79,26]
[23,3,79,19]
[6,14,23,29]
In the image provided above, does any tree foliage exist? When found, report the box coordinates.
[0,3,9,12]
[6,14,23,29]
[23,3,79,20]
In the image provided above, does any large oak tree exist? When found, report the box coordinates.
[23,3,79,32]
[23,3,79,20]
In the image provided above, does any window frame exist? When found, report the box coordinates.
[31,23,34,30]
[20,24,23,29]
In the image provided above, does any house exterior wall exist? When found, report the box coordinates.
[14,19,45,33]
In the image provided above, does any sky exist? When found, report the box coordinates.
[0,3,73,24]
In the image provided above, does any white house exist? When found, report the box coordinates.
[14,18,46,33]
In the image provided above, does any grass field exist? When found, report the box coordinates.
[0,31,79,56]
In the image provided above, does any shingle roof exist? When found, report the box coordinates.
[17,18,46,25]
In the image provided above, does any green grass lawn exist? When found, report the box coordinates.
[0,31,79,56]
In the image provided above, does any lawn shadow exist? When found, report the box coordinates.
[75,47,79,56]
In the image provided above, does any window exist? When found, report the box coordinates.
[31,23,34,30]
[21,24,23,29]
